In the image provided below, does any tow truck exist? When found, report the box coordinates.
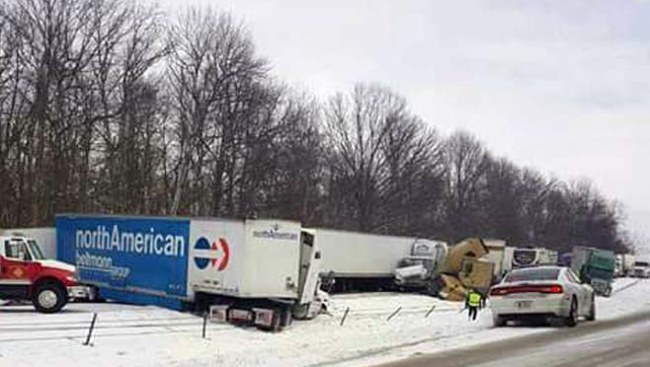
[0,233,92,313]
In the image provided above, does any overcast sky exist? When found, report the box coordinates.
[156,0,650,251]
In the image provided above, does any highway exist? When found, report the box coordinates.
[378,310,650,367]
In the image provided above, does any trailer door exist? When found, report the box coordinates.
[298,230,321,305]
[242,220,301,298]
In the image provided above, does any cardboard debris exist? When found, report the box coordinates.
[436,238,494,301]
[443,238,489,274]
[437,274,467,302]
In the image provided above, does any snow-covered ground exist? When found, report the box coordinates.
[1,278,648,367]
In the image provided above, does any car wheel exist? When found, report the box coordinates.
[564,298,578,327]
[493,315,506,327]
[32,283,67,314]
[586,296,596,321]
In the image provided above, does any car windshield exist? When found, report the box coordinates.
[504,268,560,283]
[27,239,45,260]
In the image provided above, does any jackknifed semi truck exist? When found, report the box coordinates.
[56,214,327,331]
[315,228,417,292]
[571,246,615,297]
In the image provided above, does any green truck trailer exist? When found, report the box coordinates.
[570,246,616,297]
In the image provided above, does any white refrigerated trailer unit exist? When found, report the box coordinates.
[314,228,416,292]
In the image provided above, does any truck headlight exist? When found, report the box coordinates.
[66,275,78,283]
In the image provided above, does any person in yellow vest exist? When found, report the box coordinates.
[465,288,484,321]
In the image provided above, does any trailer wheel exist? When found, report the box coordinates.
[33,283,67,313]
[271,309,282,332]
[194,293,210,314]
[281,307,293,328]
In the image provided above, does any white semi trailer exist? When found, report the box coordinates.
[315,228,417,292]
[479,240,516,282]
[618,254,636,277]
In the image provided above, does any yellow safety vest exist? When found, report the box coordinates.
[468,292,482,307]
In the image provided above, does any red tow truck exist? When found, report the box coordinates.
[0,233,91,313]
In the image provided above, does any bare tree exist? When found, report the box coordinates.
[325,84,406,231]
[481,157,524,243]
[0,0,101,224]
[518,168,557,245]
[379,119,446,236]
[443,131,490,241]
[93,2,167,214]
[247,92,325,223]
[167,7,270,216]
[0,7,27,225]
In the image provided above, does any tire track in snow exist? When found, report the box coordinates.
[613,279,641,295]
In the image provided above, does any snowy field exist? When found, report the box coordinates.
[0,278,648,367]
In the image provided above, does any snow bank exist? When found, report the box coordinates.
[1,278,648,367]
[598,278,647,319]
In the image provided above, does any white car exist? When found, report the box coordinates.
[489,266,595,327]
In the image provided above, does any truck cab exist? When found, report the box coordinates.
[633,261,650,278]
[0,234,91,312]
[394,239,448,290]
[571,246,615,297]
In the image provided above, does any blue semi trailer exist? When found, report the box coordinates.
[57,214,327,331]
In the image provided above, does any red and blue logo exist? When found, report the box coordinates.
[193,237,230,271]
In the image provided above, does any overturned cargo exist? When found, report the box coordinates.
[442,238,489,274]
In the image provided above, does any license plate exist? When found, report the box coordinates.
[516,301,532,308]
[229,309,253,321]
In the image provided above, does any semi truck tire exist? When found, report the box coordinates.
[254,308,282,332]
[32,283,67,313]
[271,309,282,332]
[193,293,210,314]
[281,306,293,328]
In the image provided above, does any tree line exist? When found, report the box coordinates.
[0,0,632,253]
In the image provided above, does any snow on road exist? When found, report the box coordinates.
[1,278,649,367]
[334,277,650,367]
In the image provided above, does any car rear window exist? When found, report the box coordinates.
[504,268,560,282]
